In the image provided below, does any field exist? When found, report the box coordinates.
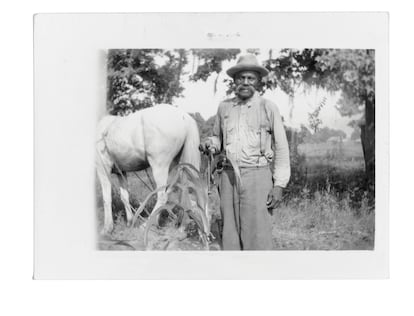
[96,140,374,250]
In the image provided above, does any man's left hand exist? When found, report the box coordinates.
[267,186,283,211]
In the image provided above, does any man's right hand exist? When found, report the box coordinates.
[199,139,216,155]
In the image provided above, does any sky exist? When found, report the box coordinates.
[173,50,360,138]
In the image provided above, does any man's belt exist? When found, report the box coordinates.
[224,164,270,169]
[212,154,269,178]
[221,162,270,170]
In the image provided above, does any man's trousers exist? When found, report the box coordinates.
[219,166,274,250]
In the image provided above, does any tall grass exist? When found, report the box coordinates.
[273,186,374,250]
[96,140,375,250]
[273,140,374,250]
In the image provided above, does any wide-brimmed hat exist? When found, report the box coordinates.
[226,54,269,78]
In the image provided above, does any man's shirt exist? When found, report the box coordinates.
[209,91,291,188]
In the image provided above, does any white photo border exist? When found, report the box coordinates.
[34,12,388,279]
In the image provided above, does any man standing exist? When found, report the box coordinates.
[200,54,290,250]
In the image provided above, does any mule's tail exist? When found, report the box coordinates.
[180,114,201,171]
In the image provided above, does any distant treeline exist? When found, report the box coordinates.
[190,112,350,145]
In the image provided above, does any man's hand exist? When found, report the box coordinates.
[199,139,216,155]
[266,186,283,212]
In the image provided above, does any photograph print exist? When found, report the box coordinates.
[95,48,375,251]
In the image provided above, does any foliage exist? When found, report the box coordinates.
[286,140,371,207]
[308,96,326,133]
[298,124,312,142]
[106,47,374,183]
[263,49,375,114]
[189,49,241,82]
[347,119,363,141]
[263,49,375,181]
[189,49,241,95]
[108,48,375,121]
[107,49,242,115]
[350,127,361,141]
[107,49,187,115]
[307,126,347,143]
[302,126,347,147]
[96,142,374,250]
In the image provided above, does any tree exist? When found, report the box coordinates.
[189,49,241,82]
[263,49,375,182]
[308,96,326,133]
[107,49,241,115]
[189,49,241,94]
[299,124,313,143]
[312,127,346,143]
[350,128,361,141]
[107,49,187,115]
[108,48,375,183]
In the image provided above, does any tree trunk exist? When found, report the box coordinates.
[360,96,375,184]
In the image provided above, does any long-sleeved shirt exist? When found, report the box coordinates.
[209,91,291,188]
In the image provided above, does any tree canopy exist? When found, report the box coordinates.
[107,49,240,115]
[262,49,375,180]
[262,49,375,116]
[106,48,375,180]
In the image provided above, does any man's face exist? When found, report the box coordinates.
[234,71,260,100]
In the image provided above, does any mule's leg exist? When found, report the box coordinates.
[150,165,170,225]
[96,162,114,235]
[117,172,133,226]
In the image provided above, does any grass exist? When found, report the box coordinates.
[96,140,375,250]
[273,140,374,250]
[298,140,364,159]
[273,188,374,250]
[96,170,215,251]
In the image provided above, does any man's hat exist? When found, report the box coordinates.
[226,54,269,78]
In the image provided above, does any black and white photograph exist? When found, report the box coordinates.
[96,48,375,251]
[33,12,388,279]
[5,1,414,315]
